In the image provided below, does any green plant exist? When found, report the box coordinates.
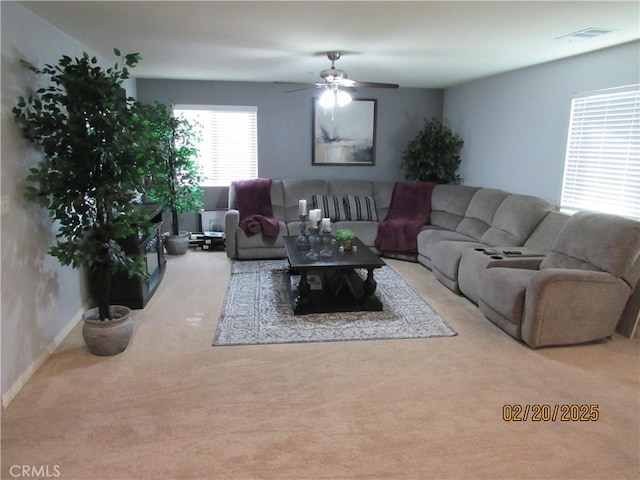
[334,228,356,242]
[13,49,157,321]
[138,102,203,235]
[400,117,464,184]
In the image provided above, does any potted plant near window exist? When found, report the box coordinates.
[13,49,156,355]
[334,228,357,251]
[400,117,464,184]
[139,103,203,255]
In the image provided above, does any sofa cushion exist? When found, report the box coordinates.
[431,240,492,293]
[479,267,536,330]
[236,219,288,260]
[312,194,347,221]
[430,185,479,230]
[456,188,511,240]
[523,211,569,253]
[327,179,373,197]
[416,228,477,266]
[344,194,378,221]
[540,211,640,286]
[282,179,327,222]
[431,240,485,283]
[480,194,555,247]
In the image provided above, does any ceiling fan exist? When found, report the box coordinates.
[280,52,399,110]
[316,51,399,89]
[279,51,399,92]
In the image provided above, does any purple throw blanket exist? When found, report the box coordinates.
[234,178,280,237]
[375,181,436,252]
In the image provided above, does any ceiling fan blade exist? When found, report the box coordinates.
[274,81,323,93]
[274,81,315,85]
[351,81,399,89]
[285,85,320,93]
[334,78,356,87]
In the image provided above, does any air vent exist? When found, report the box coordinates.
[556,27,616,41]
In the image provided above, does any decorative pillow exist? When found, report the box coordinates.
[312,194,347,221]
[344,195,378,222]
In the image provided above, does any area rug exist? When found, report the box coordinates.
[213,259,457,346]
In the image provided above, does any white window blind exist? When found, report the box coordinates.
[560,84,640,220]
[174,105,258,187]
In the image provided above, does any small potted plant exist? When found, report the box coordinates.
[334,228,357,250]
[400,117,464,184]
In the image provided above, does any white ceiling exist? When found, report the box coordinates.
[19,1,640,89]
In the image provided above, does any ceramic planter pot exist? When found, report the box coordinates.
[82,305,133,356]
[164,231,190,255]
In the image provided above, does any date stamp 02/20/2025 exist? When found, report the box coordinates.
[502,404,600,422]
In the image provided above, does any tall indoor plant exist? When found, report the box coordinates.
[400,117,464,184]
[13,49,156,354]
[140,102,203,255]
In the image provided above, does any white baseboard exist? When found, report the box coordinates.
[1,304,88,409]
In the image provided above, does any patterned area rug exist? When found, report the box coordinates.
[213,259,457,346]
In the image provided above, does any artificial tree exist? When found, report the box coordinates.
[400,118,464,184]
[139,102,203,250]
[13,49,156,321]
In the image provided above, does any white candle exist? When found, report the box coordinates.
[321,217,331,232]
[298,199,307,215]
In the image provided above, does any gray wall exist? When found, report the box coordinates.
[136,79,443,231]
[0,2,137,404]
[443,41,640,205]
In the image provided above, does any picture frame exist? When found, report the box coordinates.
[312,98,377,166]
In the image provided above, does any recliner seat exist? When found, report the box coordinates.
[478,211,640,347]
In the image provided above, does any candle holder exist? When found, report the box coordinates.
[296,214,309,249]
[305,226,320,261]
[319,230,333,258]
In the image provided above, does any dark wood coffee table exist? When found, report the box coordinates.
[283,235,386,315]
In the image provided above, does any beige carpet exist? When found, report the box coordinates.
[2,251,639,480]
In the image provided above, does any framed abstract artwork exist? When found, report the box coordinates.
[312,98,377,166]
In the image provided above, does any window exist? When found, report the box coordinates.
[560,85,640,220]
[174,105,258,187]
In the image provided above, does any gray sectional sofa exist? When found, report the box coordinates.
[225,179,396,260]
[225,178,640,347]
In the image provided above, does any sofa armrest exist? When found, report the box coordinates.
[521,268,631,348]
[225,209,240,259]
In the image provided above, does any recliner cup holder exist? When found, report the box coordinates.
[474,248,486,252]
[490,255,504,260]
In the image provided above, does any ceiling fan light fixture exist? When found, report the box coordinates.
[336,89,352,107]
[319,88,336,108]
